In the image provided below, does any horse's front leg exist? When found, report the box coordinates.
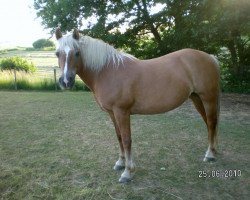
[108,112,125,171]
[113,109,135,183]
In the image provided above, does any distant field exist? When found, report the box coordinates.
[0,92,249,199]
[0,48,58,68]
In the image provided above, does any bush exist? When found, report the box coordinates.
[0,57,36,72]
[32,39,55,49]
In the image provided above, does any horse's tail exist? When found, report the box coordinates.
[215,87,221,147]
[210,54,221,112]
[210,55,219,66]
[210,54,221,147]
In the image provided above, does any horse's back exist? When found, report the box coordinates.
[129,49,219,114]
[138,48,219,92]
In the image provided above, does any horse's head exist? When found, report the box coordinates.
[55,28,81,89]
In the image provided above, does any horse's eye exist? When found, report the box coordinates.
[75,51,80,57]
[55,52,60,57]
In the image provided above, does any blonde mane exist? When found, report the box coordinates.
[57,34,135,72]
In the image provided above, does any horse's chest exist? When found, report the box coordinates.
[94,95,111,112]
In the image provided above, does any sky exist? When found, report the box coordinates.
[0,0,51,48]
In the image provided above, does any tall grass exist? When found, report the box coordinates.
[0,70,54,90]
[0,70,88,91]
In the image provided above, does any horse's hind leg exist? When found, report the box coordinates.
[189,93,207,125]
[201,94,220,162]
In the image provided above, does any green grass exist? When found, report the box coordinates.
[0,92,249,199]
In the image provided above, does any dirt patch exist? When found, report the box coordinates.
[220,93,250,124]
[221,93,250,107]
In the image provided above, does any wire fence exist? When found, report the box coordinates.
[0,67,86,91]
[35,67,58,79]
[13,67,57,90]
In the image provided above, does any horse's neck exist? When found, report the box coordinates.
[77,56,136,92]
[77,66,98,92]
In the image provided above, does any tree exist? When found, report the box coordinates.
[33,0,220,56]
[216,0,250,80]
[199,0,250,87]
[34,0,250,85]
[33,39,55,49]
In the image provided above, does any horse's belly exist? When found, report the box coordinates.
[130,88,190,115]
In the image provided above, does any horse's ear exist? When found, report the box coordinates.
[73,29,80,40]
[55,28,62,40]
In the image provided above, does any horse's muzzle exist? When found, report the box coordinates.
[59,75,75,90]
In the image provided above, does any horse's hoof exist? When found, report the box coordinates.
[113,164,125,171]
[119,176,131,184]
[203,157,216,162]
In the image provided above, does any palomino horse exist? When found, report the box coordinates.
[55,28,220,183]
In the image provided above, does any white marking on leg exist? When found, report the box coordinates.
[127,157,135,171]
[114,149,125,170]
[119,153,135,182]
[120,168,130,179]
[203,146,215,161]
[63,46,71,86]
[119,165,135,183]
[114,157,125,170]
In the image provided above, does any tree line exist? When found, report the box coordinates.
[34,0,250,92]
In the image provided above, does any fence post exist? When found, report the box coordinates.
[14,69,17,90]
[54,68,57,91]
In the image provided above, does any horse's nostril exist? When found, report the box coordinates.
[59,77,66,88]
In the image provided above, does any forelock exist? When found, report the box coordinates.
[57,35,79,52]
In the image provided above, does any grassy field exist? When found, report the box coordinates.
[0,48,57,67]
[0,49,57,90]
[0,91,249,200]
[0,49,86,91]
